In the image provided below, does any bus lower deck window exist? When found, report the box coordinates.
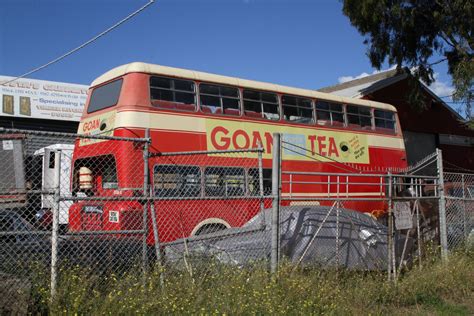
[205,167,245,197]
[154,165,201,197]
[102,161,118,189]
[248,168,272,195]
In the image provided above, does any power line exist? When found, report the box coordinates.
[439,90,474,100]
[2,0,155,86]
[281,141,361,173]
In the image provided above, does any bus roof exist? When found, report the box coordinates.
[91,62,396,112]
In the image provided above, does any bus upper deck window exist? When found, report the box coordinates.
[347,105,373,129]
[243,89,279,120]
[316,101,344,126]
[374,110,396,132]
[150,76,196,111]
[87,79,123,113]
[282,95,313,124]
[199,83,240,116]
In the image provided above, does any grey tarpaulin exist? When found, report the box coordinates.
[164,206,404,270]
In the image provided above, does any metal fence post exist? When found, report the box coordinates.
[436,149,448,261]
[336,176,340,269]
[415,200,422,269]
[50,150,62,299]
[387,172,396,281]
[257,143,265,228]
[148,130,164,286]
[462,174,468,240]
[142,129,151,278]
[271,133,281,274]
[149,200,164,287]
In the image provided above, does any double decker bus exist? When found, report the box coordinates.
[68,62,407,243]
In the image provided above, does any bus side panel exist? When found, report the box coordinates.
[150,199,261,244]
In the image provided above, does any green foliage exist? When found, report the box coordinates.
[12,251,474,314]
[467,118,474,129]
[342,0,473,114]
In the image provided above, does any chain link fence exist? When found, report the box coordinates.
[0,129,77,312]
[0,128,472,310]
[0,127,271,310]
[279,139,450,280]
[0,128,153,311]
[149,147,269,273]
[444,172,474,249]
[56,131,150,299]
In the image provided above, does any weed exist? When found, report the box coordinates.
[1,251,472,314]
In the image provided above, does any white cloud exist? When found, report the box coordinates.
[427,73,454,99]
[337,65,397,84]
[338,73,370,84]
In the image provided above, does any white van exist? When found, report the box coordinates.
[34,144,74,229]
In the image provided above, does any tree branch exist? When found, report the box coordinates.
[439,32,456,49]
[428,58,447,66]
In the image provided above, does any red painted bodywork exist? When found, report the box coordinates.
[69,72,408,244]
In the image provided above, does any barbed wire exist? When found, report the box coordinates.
[443,160,474,173]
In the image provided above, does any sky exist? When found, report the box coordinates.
[0,0,457,109]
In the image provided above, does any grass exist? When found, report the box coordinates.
[4,251,474,315]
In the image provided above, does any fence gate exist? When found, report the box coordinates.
[276,135,451,280]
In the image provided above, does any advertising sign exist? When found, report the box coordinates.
[394,201,413,230]
[0,75,88,121]
[206,119,370,163]
[78,110,116,146]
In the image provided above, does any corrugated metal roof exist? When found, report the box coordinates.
[318,68,402,94]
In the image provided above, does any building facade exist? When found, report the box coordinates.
[319,69,474,172]
[0,75,87,133]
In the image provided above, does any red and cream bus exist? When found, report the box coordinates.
[68,62,407,243]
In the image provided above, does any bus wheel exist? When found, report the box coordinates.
[194,223,227,236]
